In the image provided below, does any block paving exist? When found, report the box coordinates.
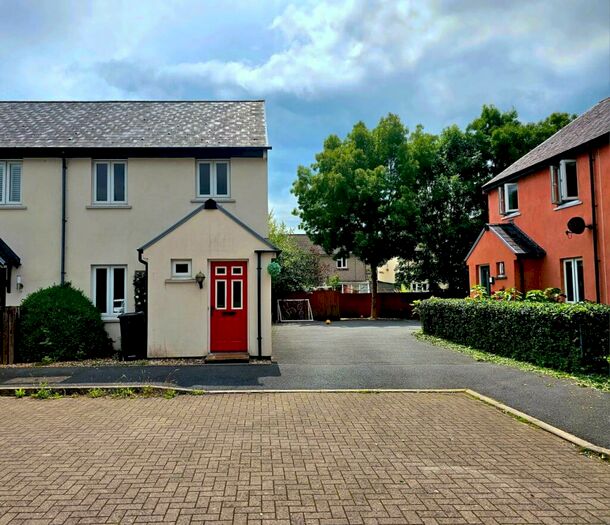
[0,392,608,524]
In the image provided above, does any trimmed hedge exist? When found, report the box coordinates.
[17,283,113,363]
[418,298,610,373]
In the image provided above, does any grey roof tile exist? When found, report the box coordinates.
[0,101,269,149]
[488,223,546,258]
[483,97,610,190]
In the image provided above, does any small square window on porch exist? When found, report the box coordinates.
[496,261,506,278]
[171,259,192,278]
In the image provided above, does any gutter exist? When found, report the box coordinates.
[589,151,601,303]
[60,157,67,285]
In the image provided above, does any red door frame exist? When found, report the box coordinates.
[210,261,248,352]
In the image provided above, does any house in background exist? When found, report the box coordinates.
[290,234,397,293]
[466,97,610,302]
[0,100,277,358]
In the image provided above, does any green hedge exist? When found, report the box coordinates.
[17,283,113,363]
[418,298,610,373]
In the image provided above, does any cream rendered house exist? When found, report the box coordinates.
[0,101,277,358]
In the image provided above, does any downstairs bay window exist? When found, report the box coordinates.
[93,265,127,317]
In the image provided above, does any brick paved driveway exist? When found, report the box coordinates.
[0,393,608,525]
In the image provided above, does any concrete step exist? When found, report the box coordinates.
[204,352,250,363]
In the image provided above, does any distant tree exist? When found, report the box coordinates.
[292,115,419,317]
[267,213,326,295]
[400,106,575,295]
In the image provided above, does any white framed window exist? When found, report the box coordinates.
[559,160,578,201]
[231,266,243,275]
[92,265,126,317]
[197,160,230,198]
[0,161,22,204]
[496,261,506,277]
[499,183,519,214]
[563,258,584,303]
[410,281,429,292]
[93,161,127,204]
[171,259,192,278]
[215,266,227,275]
[232,280,243,309]
[336,257,348,269]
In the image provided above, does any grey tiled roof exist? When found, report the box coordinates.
[0,101,269,149]
[483,97,610,190]
[289,234,327,256]
[488,223,546,258]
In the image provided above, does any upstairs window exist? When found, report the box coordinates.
[0,161,22,204]
[498,182,518,215]
[551,160,578,204]
[336,257,348,269]
[94,161,127,204]
[197,160,230,198]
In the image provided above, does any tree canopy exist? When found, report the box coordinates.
[292,114,419,317]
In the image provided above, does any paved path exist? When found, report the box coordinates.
[0,393,608,525]
[1,321,609,447]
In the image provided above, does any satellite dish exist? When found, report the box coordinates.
[567,217,587,235]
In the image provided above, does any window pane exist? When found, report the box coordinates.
[576,260,584,302]
[507,184,518,210]
[8,163,21,203]
[232,280,242,309]
[566,162,578,197]
[216,162,228,195]
[564,261,574,302]
[199,163,211,195]
[174,263,190,275]
[113,163,126,202]
[113,267,125,314]
[95,163,108,201]
[216,280,226,309]
[95,268,108,313]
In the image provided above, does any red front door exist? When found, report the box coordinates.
[210,261,248,352]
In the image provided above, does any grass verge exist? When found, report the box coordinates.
[414,331,610,393]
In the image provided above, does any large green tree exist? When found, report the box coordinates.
[292,114,419,317]
[399,106,575,294]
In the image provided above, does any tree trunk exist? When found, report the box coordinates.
[370,264,379,319]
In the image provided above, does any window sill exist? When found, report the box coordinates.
[336,268,349,271]
[165,278,196,284]
[191,198,235,203]
[0,204,26,210]
[554,200,582,211]
[501,211,520,220]
[87,204,132,209]
[496,275,507,280]
[102,316,121,323]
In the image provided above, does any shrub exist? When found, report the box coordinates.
[418,298,610,373]
[17,283,113,363]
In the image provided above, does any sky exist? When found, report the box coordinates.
[0,0,608,228]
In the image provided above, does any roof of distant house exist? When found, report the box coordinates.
[0,100,269,149]
[289,234,327,256]
[483,97,610,190]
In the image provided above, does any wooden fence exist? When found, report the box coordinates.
[281,291,439,320]
[1,307,19,365]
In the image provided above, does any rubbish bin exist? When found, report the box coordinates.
[118,311,147,360]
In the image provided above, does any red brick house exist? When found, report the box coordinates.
[466,97,610,303]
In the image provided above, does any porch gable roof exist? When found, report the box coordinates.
[138,199,279,253]
[465,223,545,262]
[0,238,20,268]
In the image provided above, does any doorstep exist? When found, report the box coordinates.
[204,352,250,363]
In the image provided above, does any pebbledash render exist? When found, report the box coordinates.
[0,101,278,358]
